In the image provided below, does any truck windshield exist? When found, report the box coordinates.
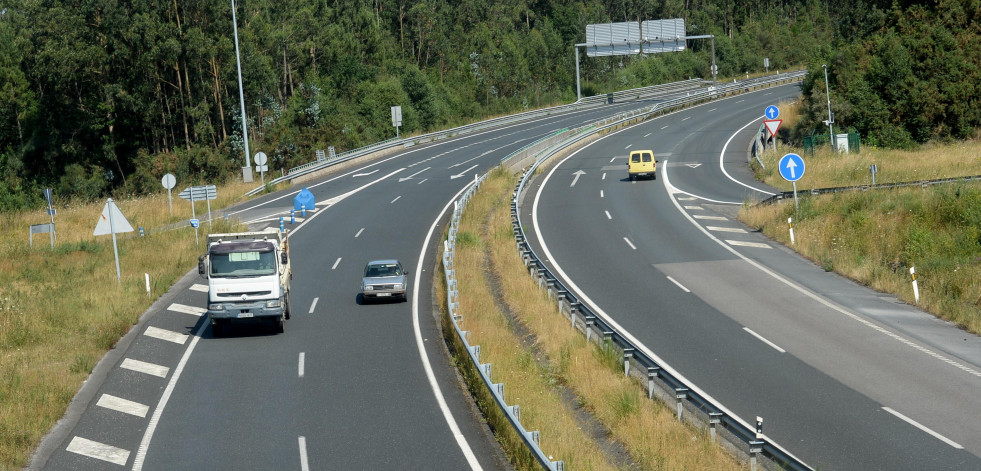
[210,251,276,277]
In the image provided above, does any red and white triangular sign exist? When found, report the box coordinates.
[94,198,135,236]
[764,119,782,137]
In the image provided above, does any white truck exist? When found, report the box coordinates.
[198,227,292,335]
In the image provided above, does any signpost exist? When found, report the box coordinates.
[93,198,135,283]
[254,152,268,184]
[779,153,806,210]
[161,173,176,215]
[42,188,56,249]
[391,106,402,138]
[179,185,218,243]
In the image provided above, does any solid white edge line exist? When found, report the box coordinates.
[413,182,483,470]
[743,327,786,353]
[882,407,963,449]
[532,115,813,468]
[308,297,319,314]
[623,237,637,250]
[718,116,778,195]
[664,158,981,378]
[298,436,310,471]
[132,324,205,470]
[331,257,341,270]
[298,352,305,378]
[666,276,690,293]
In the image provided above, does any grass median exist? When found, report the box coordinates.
[444,166,743,470]
[0,182,254,468]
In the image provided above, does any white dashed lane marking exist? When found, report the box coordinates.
[167,303,206,317]
[120,358,169,378]
[332,258,342,270]
[66,436,130,466]
[143,326,188,345]
[97,394,150,418]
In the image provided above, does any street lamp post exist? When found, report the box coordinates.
[232,0,251,177]
[823,64,835,151]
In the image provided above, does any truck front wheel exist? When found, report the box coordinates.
[275,315,285,334]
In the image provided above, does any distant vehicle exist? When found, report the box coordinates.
[198,228,291,335]
[360,259,409,303]
[627,149,657,181]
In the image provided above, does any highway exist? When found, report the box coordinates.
[519,83,981,470]
[33,93,687,470]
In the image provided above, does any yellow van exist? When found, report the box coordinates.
[627,150,657,180]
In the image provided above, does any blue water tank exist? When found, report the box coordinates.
[293,188,315,212]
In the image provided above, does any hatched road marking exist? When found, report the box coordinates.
[66,436,130,466]
[693,215,728,221]
[97,394,150,418]
[120,358,169,378]
[167,303,206,317]
[706,226,747,234]
[189,284,208,292]
[144,326,188,345]
[726,240,772,249]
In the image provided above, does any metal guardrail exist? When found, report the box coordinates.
[247,78,715,196]
[496,71,812,470]
[439,71,809,470]
[441,175,565,471]
[758,175,981,205]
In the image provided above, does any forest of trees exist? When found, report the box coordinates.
[0,0,978,209]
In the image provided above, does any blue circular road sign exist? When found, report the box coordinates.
[765,105,780,120]
[190,218,200,228]
[778,153,805,182]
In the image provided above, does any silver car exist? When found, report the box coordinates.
[360,259,409,302]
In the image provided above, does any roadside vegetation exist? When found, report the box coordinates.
[443,167,744,470]
[0,183,250,468]
[742,102,981,335]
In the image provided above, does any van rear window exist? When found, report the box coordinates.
[642,153,652,162]
[631,154,640,162]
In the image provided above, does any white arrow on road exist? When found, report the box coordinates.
[353,169,379,177]
[570,170,586,187]
[399,167,430,182]
[450,165,478,179]
[785,159,798,179]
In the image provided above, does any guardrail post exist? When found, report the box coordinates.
[468,345,480,361]
[675,388,689,421]
[584,315,595,342]
[709,412,723,442]
[623,348,634,377]
[546,278,556,299]
[481,363,492,378]
[647,366,660,399]
[511,405,520,421]
[749,440,764,471]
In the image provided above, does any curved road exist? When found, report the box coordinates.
[521,83,981,469]
[34,93,692,470]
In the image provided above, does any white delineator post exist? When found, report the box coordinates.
[788,217,795,245]
[910,267,919,303]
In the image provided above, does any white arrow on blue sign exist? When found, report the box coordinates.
[779,153,805,182]
[765,105,780,120]
[190,218,200,228]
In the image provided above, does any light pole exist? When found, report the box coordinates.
[822,64,834,150]
[232,0,251,177]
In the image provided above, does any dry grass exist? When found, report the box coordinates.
[755,102,981,192]
[742,131,981,335]
[451,167,744,469]
[0,183,253,469]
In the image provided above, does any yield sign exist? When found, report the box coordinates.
[764,119,782,138]
[94,198,134,236]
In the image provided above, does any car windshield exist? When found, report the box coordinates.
[210,251,276,277]
[365,264,401,277]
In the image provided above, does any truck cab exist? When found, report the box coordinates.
[198,228,291,335]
